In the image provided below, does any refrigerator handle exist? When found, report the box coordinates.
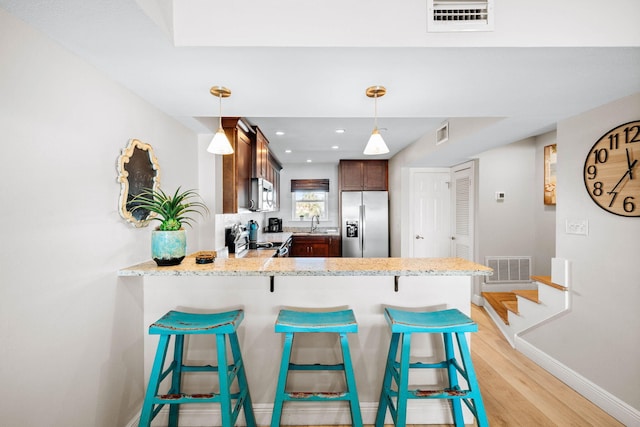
[361,204,365,254]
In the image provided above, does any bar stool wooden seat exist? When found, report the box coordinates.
[271,308,363,427]
[375,307,488,427]
[139,309,256,427]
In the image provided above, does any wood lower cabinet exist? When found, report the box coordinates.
[339,160,388,191]
[291,235,341,257]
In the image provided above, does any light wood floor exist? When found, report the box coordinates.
[287,304,623,427]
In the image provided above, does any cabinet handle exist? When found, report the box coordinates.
[415,235,424,239]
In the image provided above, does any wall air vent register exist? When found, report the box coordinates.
[427,0,494,32]
[485,256,532,284]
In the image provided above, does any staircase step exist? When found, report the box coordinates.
[502,300,519,315]
[482,292,517,325]
[513,289,539,303]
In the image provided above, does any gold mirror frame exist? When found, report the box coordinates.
[117,138,161,227]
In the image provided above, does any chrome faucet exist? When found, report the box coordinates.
[311,214,320,232]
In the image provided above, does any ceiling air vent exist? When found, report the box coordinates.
[427,0,494,32]
[436,121,449,145]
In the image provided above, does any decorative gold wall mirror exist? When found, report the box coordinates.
[117,138,161,227]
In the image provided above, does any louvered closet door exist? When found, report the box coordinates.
[451,163,475,261]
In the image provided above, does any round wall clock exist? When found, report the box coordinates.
[583,120,640,217]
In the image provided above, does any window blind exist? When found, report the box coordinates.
[290,179,330,192]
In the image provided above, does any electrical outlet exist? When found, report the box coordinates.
[566,219,588,236]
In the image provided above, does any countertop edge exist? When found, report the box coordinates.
[118,256,493,278]
[117,269,491,277]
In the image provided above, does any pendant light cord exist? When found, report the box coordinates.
[218,94,223,128]
[374,93,378,129]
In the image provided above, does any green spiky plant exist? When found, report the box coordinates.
[131,187,209,231]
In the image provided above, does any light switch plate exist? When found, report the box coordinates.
[566,219,588,236]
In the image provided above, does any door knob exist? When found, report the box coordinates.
[415,235,424,239]
[451,237,456,240]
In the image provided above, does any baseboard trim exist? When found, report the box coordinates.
[515,336,640,426]
[125,400,461,426]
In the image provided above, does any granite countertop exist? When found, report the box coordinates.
[118,254,492,277]
[230,248,278,259]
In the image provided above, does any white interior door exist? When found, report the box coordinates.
[451,162,475,261]
[410,170,451,257]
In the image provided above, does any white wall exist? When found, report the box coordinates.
[0,9,199,426]
[278,163,340,229]
[476,138,538,272]
[533,131,558,276]
[521,93,640,412]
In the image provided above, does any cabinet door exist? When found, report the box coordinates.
[236,132,252,209]
[255,130,269,180]
[363,160,388,191]
[222,120,253,213]
[328,237,341,257]
[340,160,364,191]
[291,236,330,257]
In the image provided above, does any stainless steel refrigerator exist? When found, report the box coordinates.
[341,191,389,257]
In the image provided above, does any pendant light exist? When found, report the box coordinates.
[363,85,389,155]
[207,86,234,155]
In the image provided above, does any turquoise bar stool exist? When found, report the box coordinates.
[375,308,488,427]
[271,309,363,427]
[139,309,256,427]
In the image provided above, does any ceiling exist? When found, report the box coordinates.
[2,0,639,166]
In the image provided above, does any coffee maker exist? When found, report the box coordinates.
[268,217,283,232]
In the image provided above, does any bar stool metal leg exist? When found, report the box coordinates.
[396,333,412,427]
[229,332,257,427]
[375,332,399,427]
[217,333,232,427]
[271,332,294,427]
[339,332,363,426]
[455,331,488,427]
[140,334,170,426]
[443,332,464,426]
[168,335,184,426]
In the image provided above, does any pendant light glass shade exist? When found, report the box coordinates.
[208,127,233,155]
[363,127,389,155]
[207,86,234,155]
[364,85,389,155]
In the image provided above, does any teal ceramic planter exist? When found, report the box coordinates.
[151,229,186,266]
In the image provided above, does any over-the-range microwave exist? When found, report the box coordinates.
[250,178,275,212]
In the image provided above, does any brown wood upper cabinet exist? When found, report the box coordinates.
[339,160,388,191]
[222,117,254,213]
[254,127,270,180]
[221,119,283,213]
[268,151,283,210]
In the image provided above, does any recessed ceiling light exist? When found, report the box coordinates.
[331,145,339,149]
[285,149,292,153]
[335,129,345,134]
[275,131,285,136]
[306,159,312,163]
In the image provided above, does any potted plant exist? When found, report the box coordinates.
[132,187,209,266]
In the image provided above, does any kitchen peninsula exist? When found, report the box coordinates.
[119,256,491,425]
